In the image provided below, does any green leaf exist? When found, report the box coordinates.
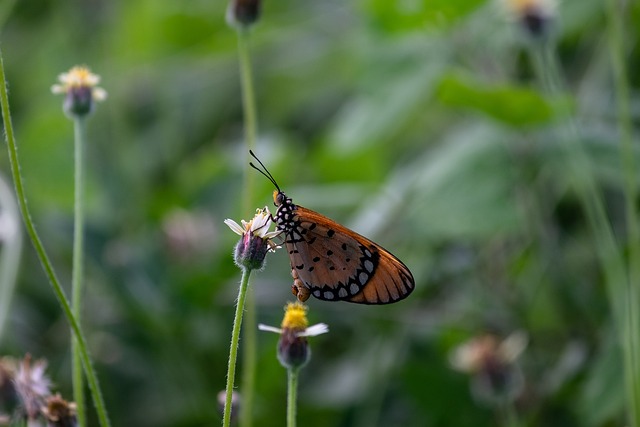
[437,73,554,126]
[404,123,522,240]
[366,0,487,32]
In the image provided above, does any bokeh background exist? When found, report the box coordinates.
[0,0,638,425]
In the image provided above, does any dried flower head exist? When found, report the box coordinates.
[226,0,262,29]
[225,207,281,270]
[259,302,328,370]
[42,394,77,427]
[450,332,528,405]
[13,354,52,420]
[51,66,107,118]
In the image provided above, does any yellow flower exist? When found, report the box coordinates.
[259,302,328,370]
[281,301,309,331]
[51,66,106,117]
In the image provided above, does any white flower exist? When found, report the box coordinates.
[225,207,281,270]
[51,66,107,101]
[224,207,281,251]
[51,66,107,117]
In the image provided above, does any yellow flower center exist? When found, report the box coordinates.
[281,302,308,331]
[56,66,101,90]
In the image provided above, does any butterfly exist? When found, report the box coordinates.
[249,151,415,305]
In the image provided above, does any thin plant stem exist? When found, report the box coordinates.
[500,400,522,427]
[236,27,259,427]
[223,267,253,427]
[72,117,87,427]
[237,29,258,213]
[530,39,637,424]
[0,48,111,427]
[241,283,257,427]
[287,368,299,427]
[532,43,626,311]
[0,172,22,343]
[605,0,640,424]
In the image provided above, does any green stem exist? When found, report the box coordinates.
[0,49,111,427]
[238,29,258,214]
[605,0,640,424]
[0,172,22,343]
[236,27,259,427]
[240,283,257,427]
[223,267,253,427]
[72,117,87,427]
[287,368,299,427]
[500,400,521,427]
[530,38,636,425]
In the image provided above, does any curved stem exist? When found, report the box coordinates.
[0,49,111,427]
[72,117,87,427]
[287,368,299,427]
[223,267,253,427]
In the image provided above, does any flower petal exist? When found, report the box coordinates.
[258,324,283,334]
[224,219,245,236]
[298,323,329,337]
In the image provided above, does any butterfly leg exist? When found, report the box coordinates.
[291,267,311,302]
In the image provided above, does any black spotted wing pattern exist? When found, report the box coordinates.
[279,205,414,305]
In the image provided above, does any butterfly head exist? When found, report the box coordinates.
[273,190,290,207]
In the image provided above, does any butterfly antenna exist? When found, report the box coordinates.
[249,150,281,192]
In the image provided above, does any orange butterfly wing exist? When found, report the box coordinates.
[283,206,415,304]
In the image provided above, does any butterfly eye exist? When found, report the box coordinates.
[274,191,286,206]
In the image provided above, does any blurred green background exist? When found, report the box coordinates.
[0,0,638,425]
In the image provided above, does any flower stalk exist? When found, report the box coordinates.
[259,302,328,427]
[52,65,106,427]
[0,50,110,427]
[223,209,280,427]
[71,116,87,427]
[222,266,253,427]
[236,28,259,427]
[287,368,299,427]
[227,4,261,422]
